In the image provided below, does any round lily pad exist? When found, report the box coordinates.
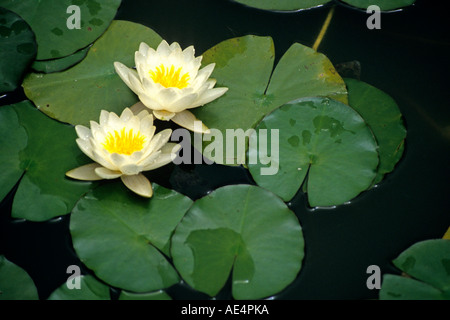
[31,45,91,73]
[70,182,193,293]
[47,275,110,300]
[233,0,330,11]
[0,104,28,203]
[192,35,347,165]
[23,20,162,126]
[0,255,39,300]
[1,101,95,222]
[340,0,416,11]
[345,78,406,185]
[0,7,37,93]
[380,239,450,300]
[248,97,379,206]
[119,290,171,300]
[0,0,121,60]
[171,184,304,299]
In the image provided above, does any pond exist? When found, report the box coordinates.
[0,0,449,301]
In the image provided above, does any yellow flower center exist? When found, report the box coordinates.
[149,64,190,89]
[102,127,146,155]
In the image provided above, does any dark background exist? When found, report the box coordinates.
[1,0,449,300]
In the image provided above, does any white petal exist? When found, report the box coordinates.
[128,70,145,94]
[139,93,165,111]
[95,167,122,179]
[125,114,140,132]
[120,164,143,176]
[139,42,151,56]
[76,138,94,159]
[99,110,110,126]
[142,152,177,171]
[191,87,228,108]
[160,142,181,155]
[135,51,147,70]
[75,125,91,140]
[120,108,134,122]
[90,120,106,142]
[169,41,182,52]
[182,45,195,62]
[139,114,155,137]
[91,148,117,171]
[121,174,153,198]
[156,40,171,56]
[114,62,143,94]
[168,93,199,113]
[148,128,173,153]
[192,63,215,88]
[171,110,210,133]
[110,153,128,168]
[129,150,144,163]
[205,78,217,89]
[157,87,181,107]
[130,101,148,115]
[153,110,176,121]
[141,77,160,96]
[137,149,161,168]
[66,163,103,181]
[106,112,123,131]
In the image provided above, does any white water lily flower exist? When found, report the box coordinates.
[66,108,180,198]
[113,40,228,133]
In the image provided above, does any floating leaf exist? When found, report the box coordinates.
[233,0,330,11]
[0,104,28,202]
[31,45,90,73]
[2,101,94,221]
[23,20,162,126]
[0,7,37,93]
[380,239,450,300]
[47,275,110,300]
[340,0,416,11]
[345,78,406,185]
[171,184,304,299]
[119,290,172,300]
[247,97,379,206]
[0,0,121,60]
[191,35,347,165]
[345,79,406,184]
[70,182,193,293]
[0,255,39,300]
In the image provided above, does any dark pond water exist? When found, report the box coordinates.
[0,0,449,300]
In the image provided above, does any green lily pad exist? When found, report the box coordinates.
[70,182,193,293]
[233,0,330,11]
[2,101,94,221]
[340,0,416,11]
[192,35,347,165]
[31,45,91,73]
[0,104,28,203]
[0,0,121,60]
[171,184,304,299]
[380,239,450,300]
[380,274,447,300]
[247,97,379,206]
[0,7,37,93]
[0,255,39,300]
[345,78,406,185]
[119,290,172,300]
[47,275,110,300]
[23,20,162,126]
